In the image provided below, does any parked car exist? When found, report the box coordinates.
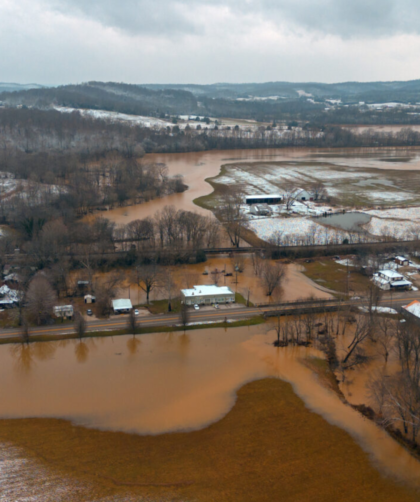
[134,309,139,316]
[194,304,200,310]
[86,309,93,316]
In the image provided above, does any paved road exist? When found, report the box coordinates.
[0,294,418,341]
[0,307,261,339]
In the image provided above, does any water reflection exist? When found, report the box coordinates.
[9,341,57,375]
[127,335,141,356]
[74,341,89,364]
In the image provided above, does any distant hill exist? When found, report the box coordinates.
[0,81,198,116]
[143,80,420,103]
[2,80,420,125]
[0,83,46,93]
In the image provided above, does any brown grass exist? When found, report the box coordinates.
[0,378,417,501]
[302,258,371,294]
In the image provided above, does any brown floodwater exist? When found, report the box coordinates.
[2,326,420,493]
[97,147,420,224]
[100,256,332,306]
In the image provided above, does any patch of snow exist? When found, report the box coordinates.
[359,306,398,314]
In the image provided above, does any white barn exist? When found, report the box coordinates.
[181,285,235,306]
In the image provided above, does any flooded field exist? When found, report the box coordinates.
[96,256,333,307]
[315,212,371,231]
[98,147,420,225]
[1,326,420,500]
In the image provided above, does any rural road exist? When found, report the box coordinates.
[0,293,418,341]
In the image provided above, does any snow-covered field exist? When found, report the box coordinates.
[248,217,348,245]
[55,107,174,128]
[364,217,420,239]
[359,306,398,314]
[363,207,420,239]
[366,207,420,221]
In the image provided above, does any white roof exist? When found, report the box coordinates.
[395,256,408,262]
[112,299,133,310]
[404,301,420,318]
[246,194,282,200]
[54,305,74,312]
[181,285,234,298]
[379,270,404,279]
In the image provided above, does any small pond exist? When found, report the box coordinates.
[314,212,371,231]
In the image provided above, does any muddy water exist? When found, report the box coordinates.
[116,257,332,306]
[2,326,420,491]
[100,147,420,224]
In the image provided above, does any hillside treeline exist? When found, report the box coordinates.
[2,81,420,125]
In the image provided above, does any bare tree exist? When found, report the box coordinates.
[162,270,176,312]
[95,272,123,317]
[260,262,286,296]
[251,252,264,276]
[133,263,162,304]
[375,316,396,363]
[20,313,30,344]
[179,302,190,328]
[74,311,86,339]
[342,315,371,365]
[216,192,248,248]
[126,309,137,334]
[25,275,57,325]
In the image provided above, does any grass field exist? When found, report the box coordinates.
[0,378,417,501]
[301,258,371,294]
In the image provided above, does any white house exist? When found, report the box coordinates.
[373,269,412,290]
[181,285,235,306]
[112,299,133,314]
[54,305,74,319]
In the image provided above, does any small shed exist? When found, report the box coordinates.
[112,299,133,314]
[395,256,409,266]
[84,294,96,304]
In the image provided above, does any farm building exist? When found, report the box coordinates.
[112,299,133,314]
[373,269,412,290]
[402,300,420,324]
[249,204,272,216]
[245,194,282,205]
[291,188,312,201]
[181,285,235,306]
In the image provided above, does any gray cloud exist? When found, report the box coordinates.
[46,0,420,38]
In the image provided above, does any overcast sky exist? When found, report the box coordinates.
[1,0,420,85]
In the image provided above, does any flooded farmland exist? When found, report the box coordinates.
[98,147,420,224]
[1,326,420,500]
